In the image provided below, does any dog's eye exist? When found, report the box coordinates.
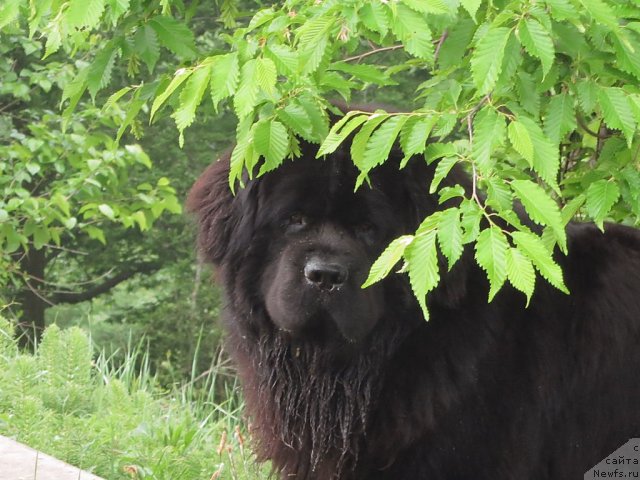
[355,222,377,240]
[285,212,308,231]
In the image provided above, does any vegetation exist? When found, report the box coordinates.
[1,0,639,477]
[0,317,270,479]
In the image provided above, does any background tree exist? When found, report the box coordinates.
[3,0,640,332]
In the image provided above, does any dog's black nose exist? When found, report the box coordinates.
[304,259,347,291]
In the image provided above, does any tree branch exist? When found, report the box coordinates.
[343,45,403,63]
[49,262,162,304]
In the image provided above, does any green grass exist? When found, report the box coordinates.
[0,317,271,479]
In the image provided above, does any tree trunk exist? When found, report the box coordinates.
[17,248,47,350]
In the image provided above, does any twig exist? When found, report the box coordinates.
[343,45,404,63]
[433,30,449,65]
[576,114,610,139]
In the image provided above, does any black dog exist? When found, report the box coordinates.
[188,117,640,479]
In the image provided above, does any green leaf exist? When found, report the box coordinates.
[87,43,118,100]
[256,57,277,97]
[350,114,390,173]
[297,17,334,74]
[511,179,566,252]
[400,116,437,165]
[234,59,259,119]
[471,26,511,94]
[471,108,506,173]
[149,15,196,59]
[297,95,329,142]
[612,34,640,82]
[519,18,555,78]
[172,66,210,144]
[264,44,298,75]
[561,194,586,225]
[318,112,368,157]
[254,120,289,175]
[508,120,534,166]
[517,117,560,192]
[392,4,434,62]
[474,226,509,301]
[406,229,440,320]
[403,0,451,15]
[362,235,414,288]
[578,0,620,32]
[430,156,459,194]
[134,25,160,73]
[512,231,568,293]
[598,87,636,147]
[360,2,390,35]
[437,208,463,269]
[585,180,620,230]
[66,0,105,29]
[98,204,115,220]
[329,62,394,85]
[277,103,313,142]
[358,116,407,180]
[461,199,482,244]
[210,53,240,111]
[506,246,535,304]
[150,68,192,121]
[544,93,576,144]
[0,0,23,30]
[461,0,482,20]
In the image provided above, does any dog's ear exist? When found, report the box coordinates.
[187,154,258,265]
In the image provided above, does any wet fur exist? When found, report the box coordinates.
[188,130,640,479]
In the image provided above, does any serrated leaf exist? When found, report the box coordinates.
[234,59,258,120]
[406,229,440,319]
[403,0,451,15]
[359,116,407,176]
[460,199,482,244]
[544,93,576,144]
[318,113,368,156]
[585,179,620,230]
[430,156,459,194]
[87,43,118,100]
[350,114,390,171]
[612,34,640,82]
[511,179,566,252]
[400,116,437,165]
[210,53,239,111]
[106,0,129,25]
[150,68,192,121]
[0,0,22,30]
[578,0,620,32]
[134,24,160,72]
[437,208,463,269]
[471,108,506,173]
[362,235,414,288]
[486,177,513,211]
[255,120,289,174]
[474,226,508,301]
[517,116,560,192]
[172,66,210,142]
[545,0,577,20]
[512,230,568,293]
[329,62,394,85]
[149,15,196,59]
[256,57,276,96]
[598,87,636,147]
[576,80,597,114]
[66,0,105,29]
[561,194,586,225]
[461,0,482,19]
[506,247,535,304]
[98,203,115,220]
[392,4,434,62]
[508,120,534,166]
[264,44,298,75]
[519,18,555,78]
[471,26,510,94]
[297,95,329,142]
[297,17,334,75]
[277,103,313,141]
[360,2,390,35]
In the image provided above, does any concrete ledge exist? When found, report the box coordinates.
[0,435,103,480]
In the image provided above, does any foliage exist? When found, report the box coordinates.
[0,317,270,479]
[6,1,640,318]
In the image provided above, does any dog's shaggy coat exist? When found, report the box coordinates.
[188,125,640,479]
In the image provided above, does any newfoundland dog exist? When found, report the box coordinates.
[188,113,640,479]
